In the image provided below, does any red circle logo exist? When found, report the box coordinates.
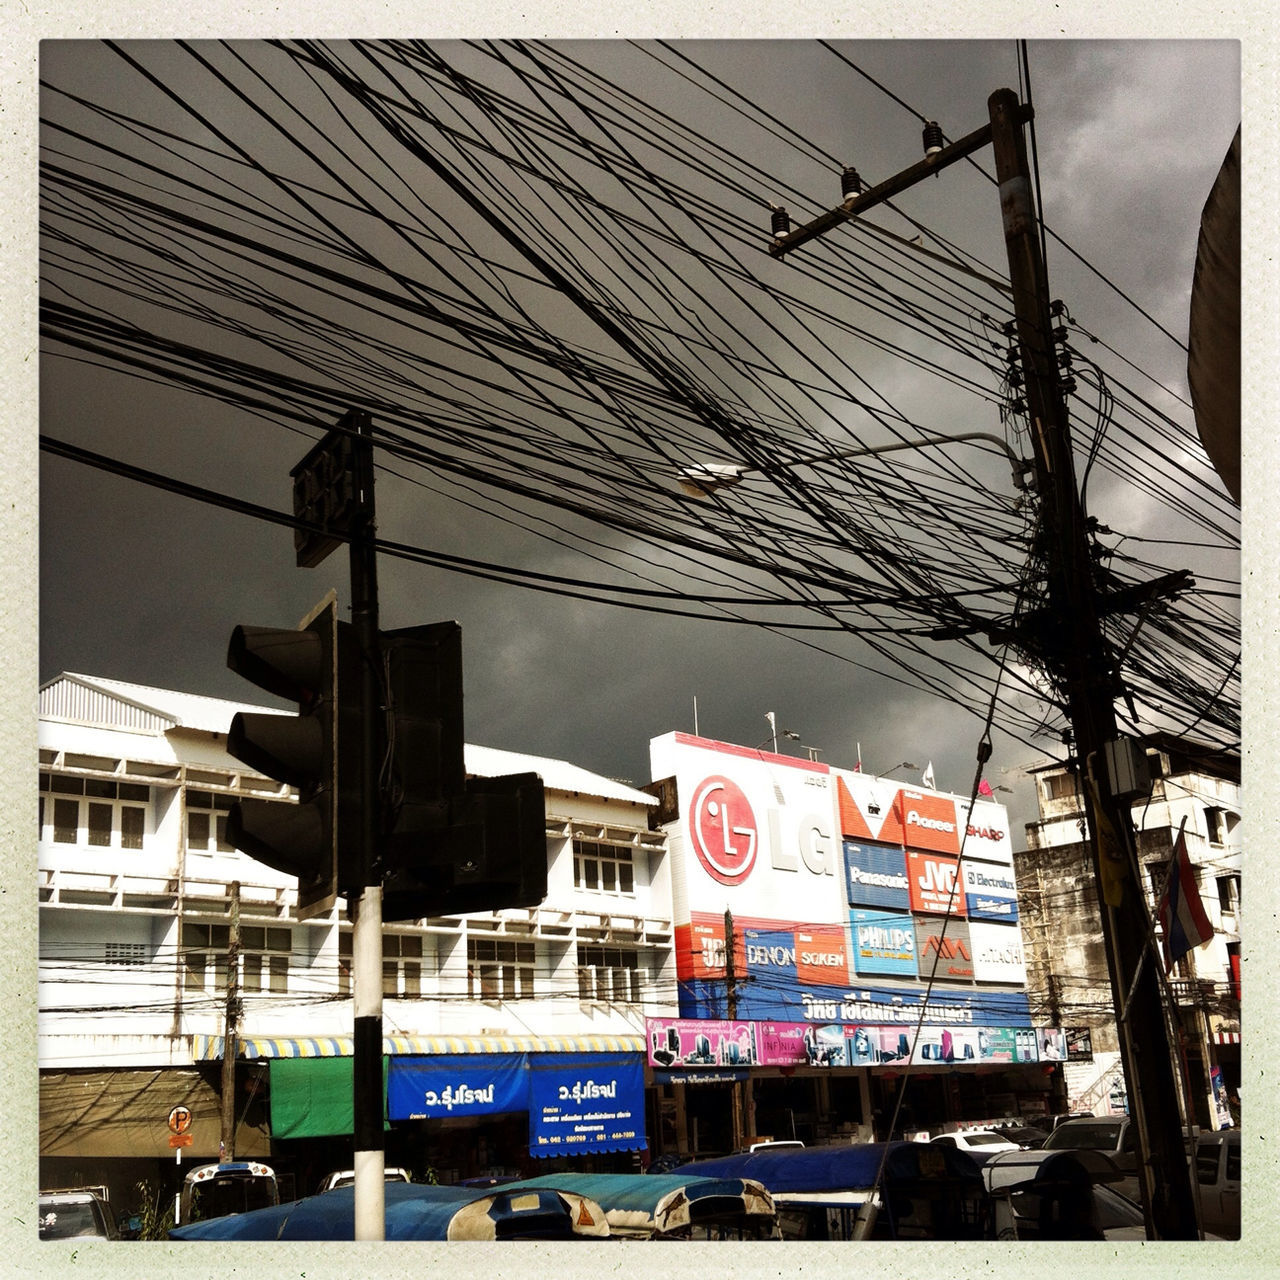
[690,775,759,885]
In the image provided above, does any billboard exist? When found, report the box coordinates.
[850,909,917,977]
[969,921,1028,984]
[962,861,1020,923]
[844,841,911,910]
[907,851,965,916]
[914,918,974,983]
[650,733,843,926]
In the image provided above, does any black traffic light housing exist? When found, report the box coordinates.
[376,621,546,922]
[382,772,548,922]
[225,596,361,919]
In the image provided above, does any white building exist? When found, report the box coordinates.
[1016,734,1241,1125]
[38,672,674,1206]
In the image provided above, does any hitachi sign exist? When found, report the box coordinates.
[906,809,955,833]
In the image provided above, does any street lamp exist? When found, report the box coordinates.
[678,430,1035,498]
[877,760,918,778]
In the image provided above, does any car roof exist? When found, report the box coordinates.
[982,1149,1123,1190]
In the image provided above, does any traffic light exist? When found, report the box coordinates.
[224,596,361,919]
[378,621,466,832]
[376,621,547,922]
[382,772,548,922]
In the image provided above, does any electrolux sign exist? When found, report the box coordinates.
[963,862,1020,923]
[844,841,910,910]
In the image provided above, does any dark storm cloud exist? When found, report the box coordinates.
[32,37,1241,847]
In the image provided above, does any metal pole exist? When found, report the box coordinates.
[988,87,1199,1239]
[219,880,241,1162]
[724,909,745,1151]
[347,412,385,1240]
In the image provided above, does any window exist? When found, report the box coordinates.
[40,774,149,847]
[187,790,235,854]
[183,923,290,993]
[1217,874,1241,916]
[577,944,642,1004]
[1043,772,1079,801]
[183,922,230,992]
[468,938,535,1001]
[383,934,423,997]
[573,839,635,895]
[240,926,292,994]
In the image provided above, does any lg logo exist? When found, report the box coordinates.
[690,776,759,884]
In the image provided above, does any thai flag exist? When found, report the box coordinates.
[1158,828,1214,971]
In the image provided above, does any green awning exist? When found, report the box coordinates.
[268,1055,390,1139]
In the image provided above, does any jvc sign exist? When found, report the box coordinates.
[907,851,966,916]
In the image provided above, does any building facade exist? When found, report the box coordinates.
[38,674,672,1214]
[1016,734,1241,1127]
[641,732,1069,1156]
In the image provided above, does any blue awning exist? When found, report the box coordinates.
[528,1053,646,1157]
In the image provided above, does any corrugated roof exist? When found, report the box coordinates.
[40,673,656,808]
[466,743,654,807]
[41,672,289,734]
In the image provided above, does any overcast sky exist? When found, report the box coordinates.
[23,29,1250,843]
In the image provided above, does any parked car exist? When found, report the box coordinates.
[38,1190,120,1241]
[991,1124,1050,1149]
[177,1161,279,1226]
[1192,1129,1240,1238]
[318,1167,412,1193]
[1041,1116,1136,1174]
[981,1149,1144,1240]
[931,1129,1022,1157]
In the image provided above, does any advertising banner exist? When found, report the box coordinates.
[907,851,965,916]
[743,926,798,988]
[1065,1027,1094,1062]
[850,909,917,977]
[908,1025,982,1065]
[975,1027,1039,1063]
[970,920,1028,984]
[528,1054,645,1156]
[914,919,974,983]
[647,1017,759,1067]
[649,733,845,926]
[962,861,1020,923]
[386,1053,527,1121]
[958,799,1014,866]
[755,1021,812,1066]
[885,789,962,855]
[844,841,911,911]
[1038,1028,1068,1061]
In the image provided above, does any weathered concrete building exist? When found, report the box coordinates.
[1015,734,1241,1126]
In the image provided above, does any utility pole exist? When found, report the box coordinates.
[766,88,1200,1238]
[219,881,241,1163]
[987,87,1197,1239]
[724,909,745,1150]
[345,412,386,1241]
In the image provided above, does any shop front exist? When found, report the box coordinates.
[193,1032,648,1193]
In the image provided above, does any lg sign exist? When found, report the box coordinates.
[690,776,760,884]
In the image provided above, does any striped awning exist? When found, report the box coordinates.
[1213,1031,1241,1045]
[194,1032,645,1061]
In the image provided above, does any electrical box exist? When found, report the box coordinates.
[1103,737,1152,799]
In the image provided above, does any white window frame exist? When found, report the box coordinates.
[468,938,536,1002]
[573,838,637,896]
